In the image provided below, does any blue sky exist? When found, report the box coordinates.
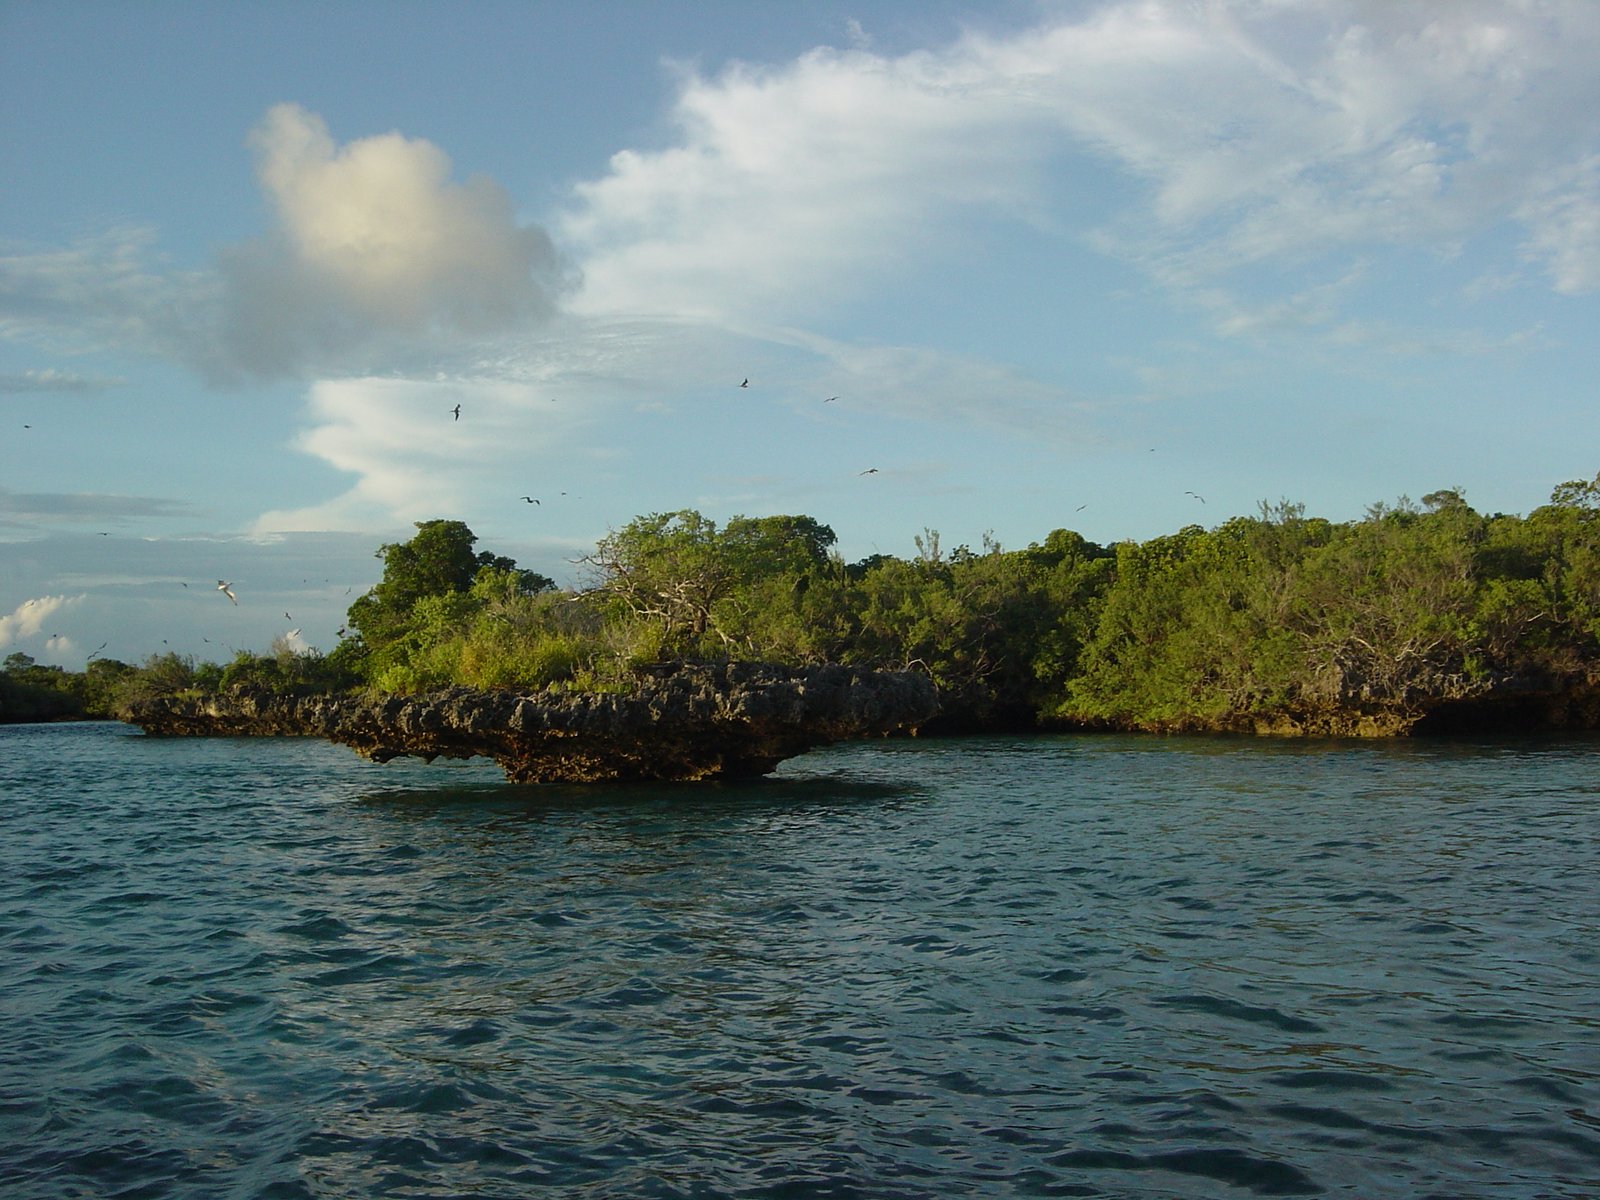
[3,0,1598,669]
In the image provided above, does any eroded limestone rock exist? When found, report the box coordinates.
[124,663,939,783]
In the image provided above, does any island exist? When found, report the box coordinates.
[16,474,1600,748]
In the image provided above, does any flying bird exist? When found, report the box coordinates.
[520,496,540,505]
[1185,491,1206,503]
[824,396,838,403]
[217,580,237,604]
[859,468,879,475]
[739,378,749,388]
[451,404,461,420]
[284,611,292,620]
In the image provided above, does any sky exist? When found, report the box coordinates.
[3,0,1598,670]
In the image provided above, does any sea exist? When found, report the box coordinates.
[1,721,1596,1199]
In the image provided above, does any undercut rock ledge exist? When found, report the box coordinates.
[124,663,939,783]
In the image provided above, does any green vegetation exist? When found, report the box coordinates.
[10,474,1600,733]
[1,652,136,722]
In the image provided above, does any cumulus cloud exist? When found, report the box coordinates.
[211,104,565,378]
[0,594,84,648]
[0,106,565,382]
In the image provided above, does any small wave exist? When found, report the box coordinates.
[1266,1068,1398,1093]
[1152,992,1325,1034]
[1048,1145,1321,1195]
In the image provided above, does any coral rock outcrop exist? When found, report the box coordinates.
[123,663,939,783]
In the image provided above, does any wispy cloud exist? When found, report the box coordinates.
[0,368,124,393]
[562,0,1600,322]
[251,369,604,533]
[0,226,211,364]
[0,487,195,530]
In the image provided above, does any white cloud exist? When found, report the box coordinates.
[0,107,565,382]
[252,370,602,534]
[8,6,1593,396]
[1517,153,1600,294]
[250,104,551,328]
[210,104,566,379]
[560,43,1052,322]
[0,594,85,648]
[560,0,1600,328]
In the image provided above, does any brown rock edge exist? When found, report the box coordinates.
[123,662,940,784]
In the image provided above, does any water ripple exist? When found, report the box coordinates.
[1,724,1597,1197]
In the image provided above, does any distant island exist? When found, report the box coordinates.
[7,473,1600,755]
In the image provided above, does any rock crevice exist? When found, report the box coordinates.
[124,663,939,783]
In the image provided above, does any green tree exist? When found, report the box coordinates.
[344,519,552,680]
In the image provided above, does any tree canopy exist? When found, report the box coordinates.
[19,472,1600,735]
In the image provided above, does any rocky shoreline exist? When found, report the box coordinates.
[123,662,939,783]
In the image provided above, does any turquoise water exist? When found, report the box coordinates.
[2,722,1597,1198]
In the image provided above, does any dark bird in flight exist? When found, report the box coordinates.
[451,404,462,420]
[284,612,292,620]
[859,467,879,475]
[180,582,188,587]
[520,496,540,505]
[1075,504,1088,512]
[824,396,838,403]
[1185,491,1206,503]
[739,378,749,388]
[217,580,237,604]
